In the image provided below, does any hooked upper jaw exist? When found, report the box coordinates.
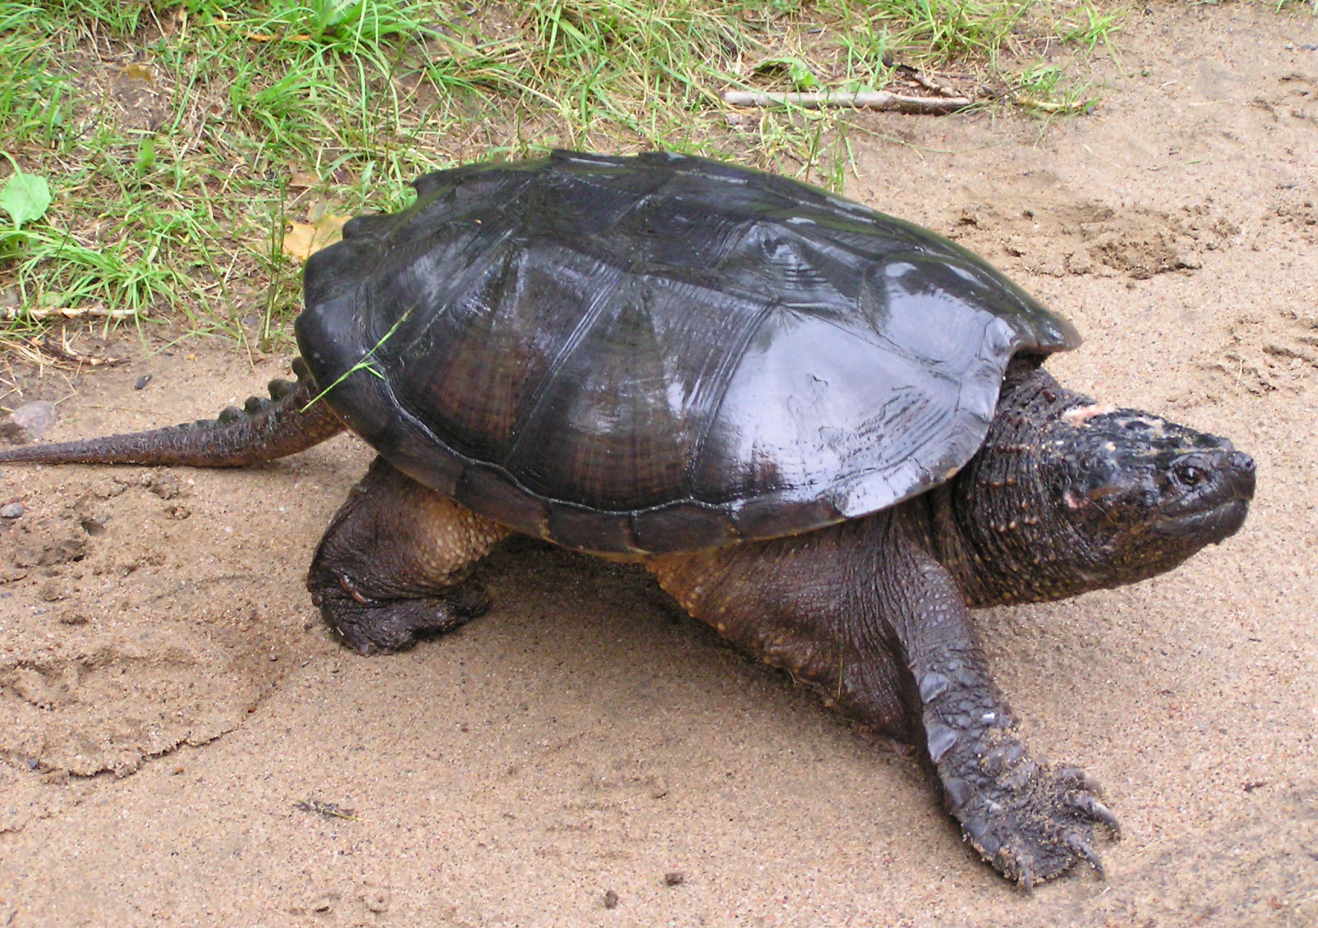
[1064,410,1255,553]
[1152,448,1255,541]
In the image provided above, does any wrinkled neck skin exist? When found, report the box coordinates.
[931,357,1253,608]
[933,362,1096,606]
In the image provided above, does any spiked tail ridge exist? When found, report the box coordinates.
[0,358,346,468]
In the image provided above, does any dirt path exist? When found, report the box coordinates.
[2,5,1316,926]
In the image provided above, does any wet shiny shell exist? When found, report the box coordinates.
[296,150,1080,556]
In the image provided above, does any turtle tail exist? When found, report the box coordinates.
[0,358,346,468]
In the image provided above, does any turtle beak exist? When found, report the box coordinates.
[1222,450,1256,500]
[1153,449,1255,541]
[1171,448,1256,501]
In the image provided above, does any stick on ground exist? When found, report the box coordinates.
[722,90,973,114]
[1,305,141,322]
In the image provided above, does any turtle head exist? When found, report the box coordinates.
[1048,406,1254,577]
[951,369,1255,605]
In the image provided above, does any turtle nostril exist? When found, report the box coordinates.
[1227,452,1256,500]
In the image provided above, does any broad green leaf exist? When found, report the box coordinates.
[753,57,821,92]
[786,59,820,91]
[1,170,51,229]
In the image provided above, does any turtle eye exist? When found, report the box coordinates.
[1176,463,1204,487]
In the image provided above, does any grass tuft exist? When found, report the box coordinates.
[0,0,1133,346]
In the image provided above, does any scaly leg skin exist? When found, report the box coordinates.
[893,521,1120,888]
[307,457,511,653]
[648,507,1119,888]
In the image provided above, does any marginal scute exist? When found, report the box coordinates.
[547,503,638,554]
[296,151,1080,555]
[630,501,739,554]
[453,463,550,539]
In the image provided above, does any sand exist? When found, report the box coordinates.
[1,4,1316,926]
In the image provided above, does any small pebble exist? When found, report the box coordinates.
[603,890,619,909]
[38,580,64,602]
[58,609,89,626]
[663,872,684,887]
[134,374,152,390]
[0,502,22,519]
[1,401,58,443]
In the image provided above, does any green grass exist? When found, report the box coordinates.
[0,0,1130,347]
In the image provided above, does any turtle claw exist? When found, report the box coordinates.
[953,756,1120,888]
[1067,832,1106,878]
[311,572,491,653]
[1067,790,1122,838]
[1016,862,1035,894]
[1056,765,1106,796]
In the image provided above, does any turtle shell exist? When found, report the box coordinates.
[296,150,1080,556]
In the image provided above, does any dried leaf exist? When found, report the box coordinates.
[122,63,155,84]
[288,171,320,189]
[307,198,338,223]
[282,213,349,261]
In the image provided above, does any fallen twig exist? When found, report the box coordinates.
[33,333,125,367]
[722,90,973,114]
[896,65,962,99]
[1,304,142,322]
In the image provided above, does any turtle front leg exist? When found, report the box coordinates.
[883,523,1120,887]
[648,510,1118,888]
[307,457,511,653]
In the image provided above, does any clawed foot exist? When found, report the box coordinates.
[309,570,491,654]
[949,752,1121,889]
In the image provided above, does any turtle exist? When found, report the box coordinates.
[0,150,1255,888]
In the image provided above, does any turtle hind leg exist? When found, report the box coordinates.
[307,457,511,654]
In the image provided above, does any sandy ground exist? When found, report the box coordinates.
[1,4,1316,926]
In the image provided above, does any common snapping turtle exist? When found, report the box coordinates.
[0,151,1254,887]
